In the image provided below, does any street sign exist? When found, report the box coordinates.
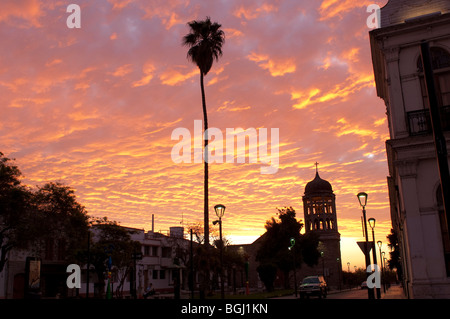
[357,241,374,256]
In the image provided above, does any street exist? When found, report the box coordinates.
[275,288,370,300]
[290,286,400,299]
[326,288,370,299]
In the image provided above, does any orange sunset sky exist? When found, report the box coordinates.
[0,0,391,269]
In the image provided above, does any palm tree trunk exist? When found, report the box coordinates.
[200,72,209,248]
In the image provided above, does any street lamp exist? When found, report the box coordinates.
[357,192,368,208]
[214,204,225,299]
[377,241,383,270]
[214,204,225,219]
[377,241,386,293]
[368,217,375,229]
[337,257,342,291]
[368,218,381,299]
[382,252,387,292]
[320,251,325,278]
[288,238,298,297]
[356,192,374,299]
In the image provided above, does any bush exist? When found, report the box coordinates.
[257,263,277,292]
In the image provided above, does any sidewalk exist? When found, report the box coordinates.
[381,284,406,299]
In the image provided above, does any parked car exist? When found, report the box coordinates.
[299,275,327,299]
[361,281,368,289]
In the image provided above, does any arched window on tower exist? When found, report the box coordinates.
[314,219,320,230]
[317,202,324,214]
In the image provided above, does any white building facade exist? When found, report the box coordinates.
[74,226,193,299]
[370,0,450,298]
[0,225,193,299]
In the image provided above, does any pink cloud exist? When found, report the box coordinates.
[318,0,388,21]
[233,2,278,20]
[0,0,44,28]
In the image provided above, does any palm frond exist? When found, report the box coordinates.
[182,17,225,75]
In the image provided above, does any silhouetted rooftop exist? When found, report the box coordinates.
[304,172,333,195]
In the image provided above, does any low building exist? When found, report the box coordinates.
[0,222,196,299]
[73,225,195,298]
[0,236,77,299]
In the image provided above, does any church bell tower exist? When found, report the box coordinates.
[302,164,342,289]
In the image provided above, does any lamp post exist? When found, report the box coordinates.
[245,257,249,295]
[105,244,114,300]
[347,262,350,272]
[337,257,342,291]
[289,238,298,297]
[190,228,194,299]
[368,218,381,299]
[382,252,387,291]
[86,231,90,299]
[357,192,374,299]
[377,241,386,293]
[214,204,225,299]
[320,251,325,278]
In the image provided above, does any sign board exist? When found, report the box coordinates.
[357,241,374,256]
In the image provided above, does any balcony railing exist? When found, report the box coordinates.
[407,105,450,135]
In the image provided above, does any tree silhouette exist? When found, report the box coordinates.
[387,228,403,281]
[0,152,34,273]
[33,182,90,259]
[256,207,320,290]
[183,17,225,248]
[77,217,141,299]
[1,156,90,267]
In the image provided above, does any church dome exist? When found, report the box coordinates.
[305,172,333,195]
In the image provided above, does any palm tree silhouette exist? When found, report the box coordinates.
[183,17,225,248]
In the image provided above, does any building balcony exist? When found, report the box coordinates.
[407,105,450,135]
